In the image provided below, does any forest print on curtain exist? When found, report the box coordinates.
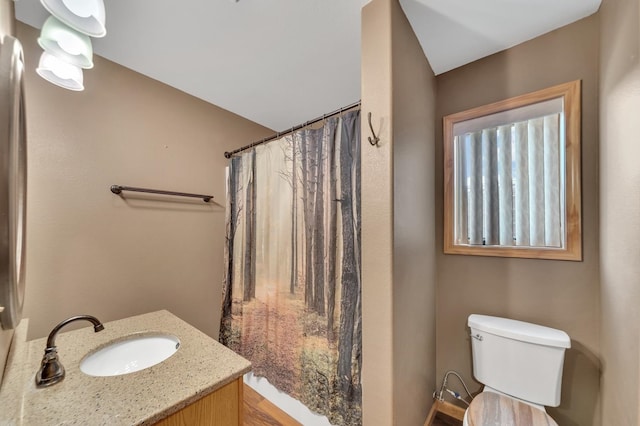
[220,110,362,425]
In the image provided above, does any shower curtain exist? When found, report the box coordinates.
[220,110,361,426]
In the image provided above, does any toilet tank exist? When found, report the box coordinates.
[468,314,571,407]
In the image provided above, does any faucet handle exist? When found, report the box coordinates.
[36,347,65,387]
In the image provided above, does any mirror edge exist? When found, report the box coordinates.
[0,35,28,329]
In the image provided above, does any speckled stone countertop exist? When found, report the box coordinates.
[0,310,251,425]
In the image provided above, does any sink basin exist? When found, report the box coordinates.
[80,334,180,377]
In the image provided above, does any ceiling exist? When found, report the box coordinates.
[15,0,600,132]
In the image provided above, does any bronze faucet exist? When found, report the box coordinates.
[35,315,104,387]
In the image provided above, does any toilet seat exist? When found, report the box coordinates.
[464,392,558,426]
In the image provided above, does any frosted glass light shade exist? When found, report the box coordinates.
[36,51,84,91]
[38,16,93,69]
[40,0,106,37]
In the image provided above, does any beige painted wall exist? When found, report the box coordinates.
[599,0,640,424]
[390,1,437,425]
[361,0,437,423]
[16,22,272,341]
[0,0,16,385]
[435,15,601,426]
[0,0,14,38]
[361,0,394,423]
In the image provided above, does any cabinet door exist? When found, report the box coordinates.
[155,378,243,426]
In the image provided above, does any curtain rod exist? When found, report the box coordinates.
[224,100,361,158]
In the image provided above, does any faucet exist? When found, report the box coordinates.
[35,315,105,388]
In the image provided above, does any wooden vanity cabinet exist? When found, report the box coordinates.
[155,377,243,426]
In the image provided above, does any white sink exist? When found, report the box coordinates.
[80,334,180,377]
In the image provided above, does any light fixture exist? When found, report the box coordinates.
[40,0,106,38]
[38,16,93,69]
[36,51,84,91]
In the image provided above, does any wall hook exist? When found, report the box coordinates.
[367,112,380,146]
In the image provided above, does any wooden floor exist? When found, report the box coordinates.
[244,386,465,426]
[244,385,302,426]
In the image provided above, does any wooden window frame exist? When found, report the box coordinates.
[443,80,582,261]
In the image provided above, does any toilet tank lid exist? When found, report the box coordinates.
[468,315,571,348]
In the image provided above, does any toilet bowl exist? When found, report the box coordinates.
[464,315,570,426]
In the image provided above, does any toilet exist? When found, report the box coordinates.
[464,314,571,426]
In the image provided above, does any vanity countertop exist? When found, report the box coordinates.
[0,310,251,425]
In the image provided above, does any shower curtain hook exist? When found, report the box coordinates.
[367,112,380,146]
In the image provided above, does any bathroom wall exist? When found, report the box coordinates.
[361,0,394,422]
[361,0,437,423]
[0,0,16,384]
[390,1,437,425]
[16,22,272,341]
[599,0,640,424]
[0,0,14,38]
[435,15,601,426]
